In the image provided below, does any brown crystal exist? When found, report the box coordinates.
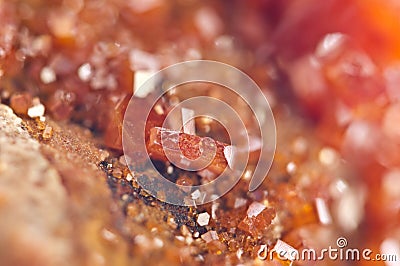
[147,127,229,176]
[42,125,53,140]
[9,93,32,115]
[238,207,276,237]
[1,0,399,265]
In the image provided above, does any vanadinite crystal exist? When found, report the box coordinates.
[1,0,399,265]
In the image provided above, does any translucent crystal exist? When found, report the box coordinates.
[315,32,346,58]
[133,70,156,97]
[42,125,53,140]
[10,93,32,115]
[315,198,332,225]
[27,103,45,118]
[383,103,400,143]
[194,7,223,40]
[318,147,339,166]
[77,63,92,82]
[246,202,265,218]
[272,240,298,262]
[201,231,218,243]
[40,67,56,84]
[197,212,211,226]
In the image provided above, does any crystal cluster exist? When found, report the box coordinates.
[0,0,399,265]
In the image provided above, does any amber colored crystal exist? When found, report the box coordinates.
[238,207,276,237]
[9,93,32,115]
[104,95,131,150]
[176,174,197,188]
[47,100,73,121]
[207,240,227,255]
[1,0,399,264]
[147,127,229,175]
[42,125,53,140]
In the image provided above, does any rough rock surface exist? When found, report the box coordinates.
[0,104,130,266]
[0,104,71,266]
